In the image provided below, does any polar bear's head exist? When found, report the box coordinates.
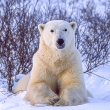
[38,20,77,50]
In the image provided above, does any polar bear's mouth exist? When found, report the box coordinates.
[56,39,65,49]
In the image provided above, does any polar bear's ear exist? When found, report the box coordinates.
[70,22,77,31]
[38,24,45,34]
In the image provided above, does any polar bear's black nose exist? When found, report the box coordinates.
[56,39,64,45]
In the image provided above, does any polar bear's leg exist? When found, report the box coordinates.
[54,69,88,106]
[13,74,30,93]
[55,86,88,106]
[24,82,60,105]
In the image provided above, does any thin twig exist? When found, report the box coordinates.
[13,90,25,94]
[10,1,31,10]
[86,72,110,81]
[0,90,25,99]
[84,61,110,81]
[84,61,110,74]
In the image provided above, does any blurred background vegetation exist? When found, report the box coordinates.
[0,0,110,92]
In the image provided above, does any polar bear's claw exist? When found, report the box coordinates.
[49,95,60,104]
[54,98,69,106]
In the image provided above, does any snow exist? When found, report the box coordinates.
[0,65,110,110]
[0,0,109,109]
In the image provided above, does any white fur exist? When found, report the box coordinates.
[13,20,92,106]
[13,74,30,93]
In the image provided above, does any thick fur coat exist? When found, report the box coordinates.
[13,20,92,106]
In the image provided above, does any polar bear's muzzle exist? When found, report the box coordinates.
[56,39,65,49]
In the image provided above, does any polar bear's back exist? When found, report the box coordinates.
[13,74,30,93]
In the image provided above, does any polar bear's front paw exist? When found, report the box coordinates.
[54,98,69,106]
[54,97,88,106]
[28,95,60,105]
[54,92,88,106]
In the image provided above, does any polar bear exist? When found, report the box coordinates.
[13,20,92,106]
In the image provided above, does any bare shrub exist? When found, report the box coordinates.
[0,0,109,92]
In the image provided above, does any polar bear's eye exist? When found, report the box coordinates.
[50,30,54,32]
[64,29,67,31]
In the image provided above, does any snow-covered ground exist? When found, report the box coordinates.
[0,65,110,110]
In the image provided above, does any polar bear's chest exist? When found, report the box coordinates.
[50,58,72,75]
